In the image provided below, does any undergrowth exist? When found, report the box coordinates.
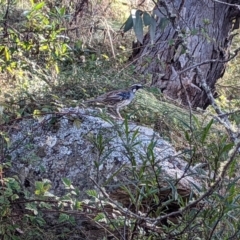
[1,115,240,239]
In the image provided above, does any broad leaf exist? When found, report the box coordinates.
[94,213,107,222]
[62,178,74,189]
[133,10,144,44]
[143,12,151,26]
[123,15,133,32]
[58,213,69,223]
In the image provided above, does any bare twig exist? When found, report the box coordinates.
[213,0,240,8]
[217,109,240,117]
[196,67,238,143]
[178,46,240,76]
[101,19,116,59]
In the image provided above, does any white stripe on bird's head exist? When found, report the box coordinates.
[131,84,143,92]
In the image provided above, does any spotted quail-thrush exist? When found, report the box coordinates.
[85,84,143,118]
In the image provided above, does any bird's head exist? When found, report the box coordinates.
[130,84,144,93]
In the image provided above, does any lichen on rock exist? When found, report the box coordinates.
[8,107,204,203]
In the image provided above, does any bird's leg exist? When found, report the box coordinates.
[116,108,123,119]
[105,106,118,119]
[106,106,123,119]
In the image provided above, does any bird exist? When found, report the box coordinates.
[85,84,143,119]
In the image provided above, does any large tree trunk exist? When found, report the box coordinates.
[134,0,240,108]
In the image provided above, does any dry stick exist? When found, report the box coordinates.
[213,0,240,8]
[178,46,240,76]
[196,67,238,143]
[177,47,240,143]
[217,109,240,117]
[106,22,116,59]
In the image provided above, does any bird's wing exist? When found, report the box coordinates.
[105,90,130,101]
[85,89,131,105]
[92,89,128,103]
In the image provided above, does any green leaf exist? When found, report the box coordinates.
[33,109,42,117]
[35,181,44,189]
[39,45,49,51]
[69,215,76,225]
[221,143,234,155]
[39,202,52,209]
[56,7,66,16]
[200,119,213,143]
[35,216,46,226]
[133,10,144,44]
[86,189,98,198]
[123,15,133,32]
[58,213,69,223]
[60,7,66,16]
[62,178,74,189]
[192,115,200,128]
[184,130,191,142]
[62,178,71,187]
[165,179,178,200]
[94,213,107,222]
[25,203,38,215]
[143,12,151,26]
[4,47,10,61]
[124,117,129,137]
[131,128,139,142]
[121,185,136,203]
[75,201,83,210]
[11,194,19,201]
[35,180,51,195]
[55,63,59,74]
[33,2,45,10]
[0,132,11,148]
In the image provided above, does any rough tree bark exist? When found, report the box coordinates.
[134,0,240,108]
